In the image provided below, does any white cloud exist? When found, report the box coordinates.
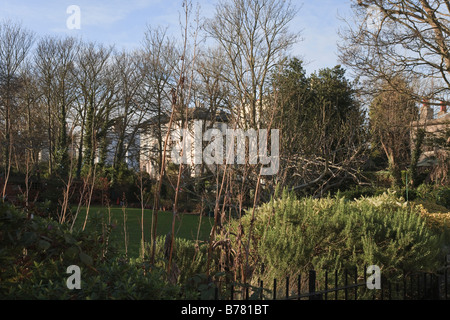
[78,0,162,27]
[0,0,353,75]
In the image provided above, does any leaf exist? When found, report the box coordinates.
[38,240,51,251]
[79,252,93,266]
[30,221,39,231]
[40,235,52,242]
[64,233,76,245]
[65,246,80,258]
[22,232,37,245]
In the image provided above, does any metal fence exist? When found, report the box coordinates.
[213,260,450,300]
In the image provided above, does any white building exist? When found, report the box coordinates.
[140,107,230,178]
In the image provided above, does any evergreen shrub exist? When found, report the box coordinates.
[228,188,445,288]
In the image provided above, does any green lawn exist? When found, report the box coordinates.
[72,206,214,258]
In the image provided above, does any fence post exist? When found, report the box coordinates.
[446,263,448,300]
[403,274,406,300]
[335,270,338,300]
[344,269,348,300]
[396,282,399,300]
[309,270,316,300]
[431,274,438,300]
[446,255,450,300]
[286,276,289,299]
[273,278,277,300]
[417,274,420,299]
[424,273,427,299]
[387,279,392,300]
[260,280,264,300]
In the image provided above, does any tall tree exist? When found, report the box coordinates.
[195,47,232,117]
[34,36,79,177]
[73,41,115,176]
[205,0,300,129]
[369,77,418,187]
[339,0,450,103]
[0,20,35,198]
[53,37,79,178]
[272,58,367,195]
[34,36,57,175]
[141,26,178,175]
[16,66,45,169]
[110,50,146,173]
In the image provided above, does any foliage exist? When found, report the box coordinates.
[369,77,418,187]
[409,128,425,188]
[415,183,435,201]
[227,188,445,288]
[336,185,385,200]
[436,187,450,209]
[2,258,180,300]
[271,58,367,195]
[413,184,450,209]
[150,236,211,285]
[0,203,180,299]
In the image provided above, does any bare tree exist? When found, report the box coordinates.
[339,0,450,103]
[141,25,178,175]
[0,20,35,200]
[204,0,300,129]
[72,41,115,176]
[194,47,232,121]
[17,67,45,169]
[34,37,58,176]
[34,36,79,177]
[13,64,46,212]
[369,76,419,187]
[110,50,147,173]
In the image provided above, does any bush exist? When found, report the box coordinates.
[226,188,445,288]
[416,183,436,201]
[1,258,180,300]
[0,203,179,299]
[415,184,450,209]
[150,236,211,284]
[337,186,385,200]
[436,187,450,209]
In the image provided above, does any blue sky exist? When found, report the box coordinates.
[0,0,354,75]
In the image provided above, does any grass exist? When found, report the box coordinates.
[71,205,214,258]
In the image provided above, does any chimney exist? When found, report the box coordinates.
[438,100,447,118]
[420,99,433,121]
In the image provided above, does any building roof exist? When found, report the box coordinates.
[411,107,450,127]
[143,107,231,127]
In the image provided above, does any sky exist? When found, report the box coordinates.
[0,0,355,75]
